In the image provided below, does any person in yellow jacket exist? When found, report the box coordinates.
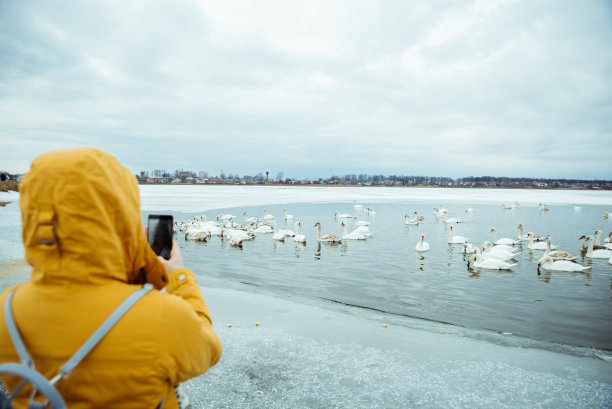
[0,148,222,408]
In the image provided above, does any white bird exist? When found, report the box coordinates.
[314,222,342,243]
[293,222,306,243]
[448,226,467,244]
[254,223,273,234]
[481,241,519,254]
[272,220,285,241]
[404,213,419,225]
[605,232,611,243]
[341,222,368,240]
[354,216,370,226]
[491,228,519,246]
[335,211,352,219]
[465,208,474,213]
[283,208,294,220]
[585,236,612,258]
[594,230,612,249]
[444,216,462,223]
[462,243,476,254]
[478,246,516,261]
[539,203,550,212]
[528,233,556,250]
[467,253,516,270]
[517,224,542,241]
[415,234,430,252]
[537,256,591,272]
[544,236,575,261]
[263,209,275,220]
[353,200,363,210]
[573,204,581,211]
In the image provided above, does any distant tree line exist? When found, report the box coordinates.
[136,169,611,189]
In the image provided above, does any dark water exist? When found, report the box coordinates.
[147,201,612,352]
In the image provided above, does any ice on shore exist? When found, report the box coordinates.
[186,287,612,409]
[138,185,612,213]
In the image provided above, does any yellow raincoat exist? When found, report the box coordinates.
[0,148,222,408]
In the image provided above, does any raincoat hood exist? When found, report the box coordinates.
[20,148,168,289]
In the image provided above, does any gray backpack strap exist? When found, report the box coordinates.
[0,363,67,409]
[3,290,35,369]
[57,283,154,379]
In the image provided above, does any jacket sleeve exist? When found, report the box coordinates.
[159,268,222,383]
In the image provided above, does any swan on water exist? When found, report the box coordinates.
[293,222,306,243]
[537,256,591,272]
[341,222,368,240]
[354,216,370,226]
[517,224,542,241]
[594,230,612,249]
[254,223,273,233]
[273,220,285,241]
[573,204,581,211]
[465,208,474,213]
[462,243,476,254]
[415,234,430,252]
[315,222,342,243]
[448,226,467,244]
[491,228,519,246]
[478,246,517,261]
[605,232,611,243]
[467,253,516,270]
[283,209,294,220]
[444,215,462,223]
[528,233,555,250]
[539,203,550,212]
[263,209,275,220]
[584,236,612,258]
[335,211,352,219]
[404,213,419,225]
[579,235,608,251]
[544,236,575,260]
[481,241,519,254]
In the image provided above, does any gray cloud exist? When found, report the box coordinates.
[1,0,611,179]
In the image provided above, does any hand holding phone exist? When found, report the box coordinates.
[148,215,173,260]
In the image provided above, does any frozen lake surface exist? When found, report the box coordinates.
[1,186,611,408]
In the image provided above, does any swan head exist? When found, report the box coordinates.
[490,228,496,232]
[314,222,320,227]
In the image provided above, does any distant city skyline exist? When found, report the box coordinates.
[1,1,611,180]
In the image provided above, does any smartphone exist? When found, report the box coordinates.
[148,215,173,260]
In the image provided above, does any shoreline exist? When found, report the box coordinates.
[138,183,611,191]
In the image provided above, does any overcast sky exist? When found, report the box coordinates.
[1,0,611,180]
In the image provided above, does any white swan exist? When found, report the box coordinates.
[315,222,342,243]
[443,216,462,223]
[353,200,363,210]
[334,211,352,219]
[491,228,519,246]
[573,204,581,211]
[415,234,430,252]
[341,222,368,240]
[448,226,467,244]
[283,208,294,220]
[467,253,516,270]
[293,222,306,243]
[354,216,370,226]
[544,236,575,261]
[585,235,612,258]
[605,232,611,243]
[404,213,419,225]
[462,243,476,254]
[481,241,519,254]
[537,255,591,272]
[254,223,273,233]
[465,208,474,213]
[539,203,550,212]
[263,209,275,220]
[272,220,285,241]
[528,233,555,250]
[517,224,542,241]
[594,230,612,249]
[478,246,517,261]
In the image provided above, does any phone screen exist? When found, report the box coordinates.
[148,215,173,260]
